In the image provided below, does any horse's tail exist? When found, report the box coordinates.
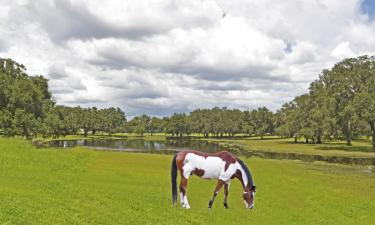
[171,154,178,206]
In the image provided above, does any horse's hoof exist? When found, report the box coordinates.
[224,203,229,208]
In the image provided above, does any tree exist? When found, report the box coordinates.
[275,102,301,142]
[250,107,273,139]
[166,113,187,137]
[315,56,375,146]
[127,115,149,136]
[293,94,314,143]
[102,107,126,136]
[352,56,375,149]
[13,109,39,139]
[0,58,54,138]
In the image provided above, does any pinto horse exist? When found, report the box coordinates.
[171,150,256,209]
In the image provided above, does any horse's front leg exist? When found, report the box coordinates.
[179,177,190,209]
[223,182,230,208]
[208,180,225,208]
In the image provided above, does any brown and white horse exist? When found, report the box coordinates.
[171,150,256,209]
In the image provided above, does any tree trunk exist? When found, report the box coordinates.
[294,136,297,143]
[317,135,322,144]
[305,138,308,143]
[346,136,351,146]
[84,129,88,137]
[370,121,375,150]
[345,121,352,146]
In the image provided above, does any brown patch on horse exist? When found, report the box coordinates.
[224,162,230,171]
[192,168,205,177]
[175,151,189,175]
[231,169,243,183]
[219,152,236,164]
[219,152,236,171]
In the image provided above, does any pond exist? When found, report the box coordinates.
[37,138,225,154]
[35,138,375,166]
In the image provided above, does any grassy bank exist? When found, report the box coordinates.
[1,138,375,224]
[206,136,375,158]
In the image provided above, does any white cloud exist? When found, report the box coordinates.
[331,42,356,59]
[0,0,374,117]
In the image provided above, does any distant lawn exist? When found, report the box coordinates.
[1,138,375,224]
[207,137,375,159]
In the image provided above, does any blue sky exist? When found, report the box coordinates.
[362,0,375,20]
[1,0,375,118]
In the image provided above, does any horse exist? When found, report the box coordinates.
[171,150,256,209]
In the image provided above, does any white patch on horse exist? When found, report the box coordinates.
[184,153,239,182]
[180,192,184,205]
[183,195,190,209]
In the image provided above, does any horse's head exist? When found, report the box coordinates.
[243,185,256,209]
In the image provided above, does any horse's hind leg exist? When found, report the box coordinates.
[179,177,190,209]
[223,182,230,208]
[208,180,225,208]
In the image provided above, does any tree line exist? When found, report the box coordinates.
[128,107,273,138]
[0,56,374,149]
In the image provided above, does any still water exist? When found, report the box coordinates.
[41,138,224,153]
[36,138,375,166]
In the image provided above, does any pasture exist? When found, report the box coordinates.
[1,137,375,225]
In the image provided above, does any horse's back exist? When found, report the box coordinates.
[177,150,234,157]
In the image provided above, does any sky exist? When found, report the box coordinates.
[0,0,374,117]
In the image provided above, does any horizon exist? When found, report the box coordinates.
[1,0,375,118]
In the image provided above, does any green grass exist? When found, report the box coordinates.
[207,136,375,159]
[1,137,375,224]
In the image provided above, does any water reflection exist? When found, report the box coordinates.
[42,138,224,153]
[36,138,375,166]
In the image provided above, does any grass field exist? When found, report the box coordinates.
[1,137,375,225]
[206,136,375,158]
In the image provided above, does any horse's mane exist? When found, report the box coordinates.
[236,158,254,188]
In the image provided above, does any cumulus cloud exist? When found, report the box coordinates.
[12,0,222,42]
[0,0,374,117]
[331,42,356,59]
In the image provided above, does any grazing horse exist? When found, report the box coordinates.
[171,150,256,209]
